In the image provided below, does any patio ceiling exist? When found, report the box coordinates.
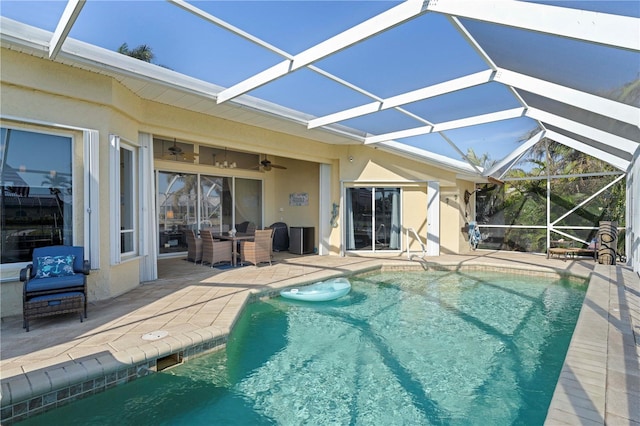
[1,0,638,179]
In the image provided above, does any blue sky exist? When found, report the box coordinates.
[1,1,636,164]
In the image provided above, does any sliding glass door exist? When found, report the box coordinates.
[345,187,401,252]
[156,171,261,255]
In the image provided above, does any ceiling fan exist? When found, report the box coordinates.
[162,139,198,161]
[257,156,287,171]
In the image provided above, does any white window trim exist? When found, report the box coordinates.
[120,142,137,258]
[109,134,140,264]
[139,133,157,281]
[109,134,121,265]
[84,129,100,269]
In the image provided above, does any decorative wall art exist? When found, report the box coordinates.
[289,192,309,206]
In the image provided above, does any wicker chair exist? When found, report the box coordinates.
[245,222,256,235]
[235,221,256,235]
[20,245,90,332]
[186,230,202,264]
[240,228,274,266]
[200,230,233,267]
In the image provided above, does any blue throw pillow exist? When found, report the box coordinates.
[35,255,76,278]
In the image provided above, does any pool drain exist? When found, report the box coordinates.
[141,330,169,341]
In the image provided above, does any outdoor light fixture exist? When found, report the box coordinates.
[215,149,237,168]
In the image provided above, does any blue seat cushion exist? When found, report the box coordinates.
[32,246,85,274]
[29,292,84,305]
[26,274,85,293]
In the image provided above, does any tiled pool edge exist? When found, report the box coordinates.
[545,265,640,425]
[0,292,251,425]
[0,331,232,424]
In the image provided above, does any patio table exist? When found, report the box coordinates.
[212,233,254,266]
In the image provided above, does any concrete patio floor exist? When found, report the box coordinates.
[1,251,638,424]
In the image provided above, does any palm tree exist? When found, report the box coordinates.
[117,43,154,63]
[465,148,497,170]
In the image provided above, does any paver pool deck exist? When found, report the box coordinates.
[1,251,638,424]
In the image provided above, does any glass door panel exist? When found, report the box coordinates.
[234,178,262,230]
[346,187,372,250]
[375,188,401,250]
[200,175,232,232]
[157,172,197,254]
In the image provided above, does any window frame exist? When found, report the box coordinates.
[109,135,138,264]
[119,142,137,257]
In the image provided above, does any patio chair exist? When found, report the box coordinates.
[200,229,233,267]
[20,245,90,331]
[240,228,274,266]
[235,221,256,235]
[186,230,202,264]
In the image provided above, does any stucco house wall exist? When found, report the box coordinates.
[0,47,476,317]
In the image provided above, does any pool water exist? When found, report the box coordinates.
[18,270,586,425]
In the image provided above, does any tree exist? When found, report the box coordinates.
[472,137,626,253]
[117,43,154,63]
[465,148,497,170]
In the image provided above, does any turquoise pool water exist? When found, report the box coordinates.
[19,270,586,425]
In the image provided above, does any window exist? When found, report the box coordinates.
[110,135,138,263]
[119,144,136,255]
[199,146,259,170]
[1,127,74,264]
[153,138,197,163]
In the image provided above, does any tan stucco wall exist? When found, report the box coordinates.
[403,186,429,252]
[440,181,477,254]
[1,47,475,317]
[340,144,458,186]
[269,158,319,248]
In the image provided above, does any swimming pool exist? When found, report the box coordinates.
[18,269,586,425]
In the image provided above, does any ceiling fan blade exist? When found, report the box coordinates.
[270,164,287,170]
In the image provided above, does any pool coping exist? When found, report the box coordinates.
[1,254,638,424]
[544,264,639,425]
